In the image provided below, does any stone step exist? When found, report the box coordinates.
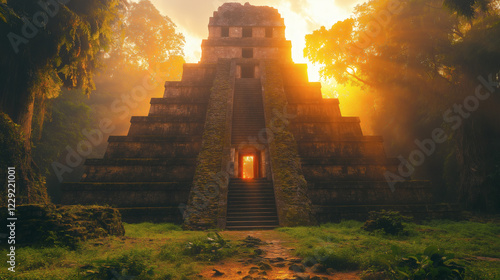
[232,123,265,125]
[228,185,273,189]
[108,135,202,143]
[228,190,274,195]
[232,133,265,137]
[150,98,209,104]
[228,211,277,217]
[229,184,273,187]
[228,189,274,193]
[232,79,266,145]
[228,190,274,196]
[229,181,271,185]
[227,202,276,208]
[225,225,278,231]
[105,140,201,159]
[301,157,398,165]
[232,120,264,123]
[226,216,279,222]
[228,198,276,203]
[226,220,279,226]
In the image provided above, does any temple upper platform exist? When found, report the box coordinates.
[202,3,291,62]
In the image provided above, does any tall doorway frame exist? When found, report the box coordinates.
[238,151,261,179]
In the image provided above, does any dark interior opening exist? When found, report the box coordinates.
[242,48,253,58]
[221,27,229,37]
[241,65,255,78]
[265,27,273,38]
[242,27,252,37]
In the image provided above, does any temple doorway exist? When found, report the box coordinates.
[238,152,260,179]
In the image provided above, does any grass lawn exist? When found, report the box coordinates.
[0,219,498,279]
[278,219,500,279]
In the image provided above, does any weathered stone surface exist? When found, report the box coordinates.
[294,273,311,280]
[60,2,456,226]
[183,60,234,230]
[289,264,306,272]
[0,204,124,246]
[261,61,315,227]
[311,263,326,273]
[209,3,284,27]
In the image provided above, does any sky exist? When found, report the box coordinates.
[149,0,365,81]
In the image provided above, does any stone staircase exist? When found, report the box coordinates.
[226,178,279,230]
[232,78,266,144]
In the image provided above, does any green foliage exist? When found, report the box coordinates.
[124,222,182,238]
[32,89,93,177]
[1,0,122,204]
[443,0,491,18]
[0,204,125,248]
[281,219,500,278]
[122,0,185,70]
[386,245,466,280]
[0,221,497,279]
[29,0,186,186]
[0,0,121,117]
[184,61,231,229]
[17,246,69,271]
[183,232,232,261]
[362,210,410,235]
[304,0,500,211]
[302,244,361,271]
[81,249,155,280]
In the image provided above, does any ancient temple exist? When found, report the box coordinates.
[61,3,454,230]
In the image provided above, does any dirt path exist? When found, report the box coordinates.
[200,230,361,280]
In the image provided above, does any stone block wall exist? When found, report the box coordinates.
[278,62,446,221]
[61,62,216,222]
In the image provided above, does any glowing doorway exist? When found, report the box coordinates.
[242,155,255,179]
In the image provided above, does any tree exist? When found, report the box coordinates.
[444,0,492,18]
[31,0,186,190]
[0,0,122,145]
[0,0,122,204]
[122,0,185,71]
[305,0,500,211]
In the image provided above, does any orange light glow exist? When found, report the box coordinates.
[242,156,254,179]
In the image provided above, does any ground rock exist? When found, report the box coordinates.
[289,264,306,272]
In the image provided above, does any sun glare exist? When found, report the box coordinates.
[170,0,354,81]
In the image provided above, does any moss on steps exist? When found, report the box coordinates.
[260,61,315,227]
[183,60,233,230]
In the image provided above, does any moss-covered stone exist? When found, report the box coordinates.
[1,204,124,247]
[260,61,315,226]
[184,60,233,230]
[0,112,48,206]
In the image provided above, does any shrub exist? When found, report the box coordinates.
[362,210,409,235]
[183,232,231,261]
[386,245,466,280]
[303,245,360,271]
[81,250,154,280]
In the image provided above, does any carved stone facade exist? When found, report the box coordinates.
[61,3,457,229]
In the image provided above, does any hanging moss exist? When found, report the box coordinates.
[261,61,315,227]
[184,60,232,230]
